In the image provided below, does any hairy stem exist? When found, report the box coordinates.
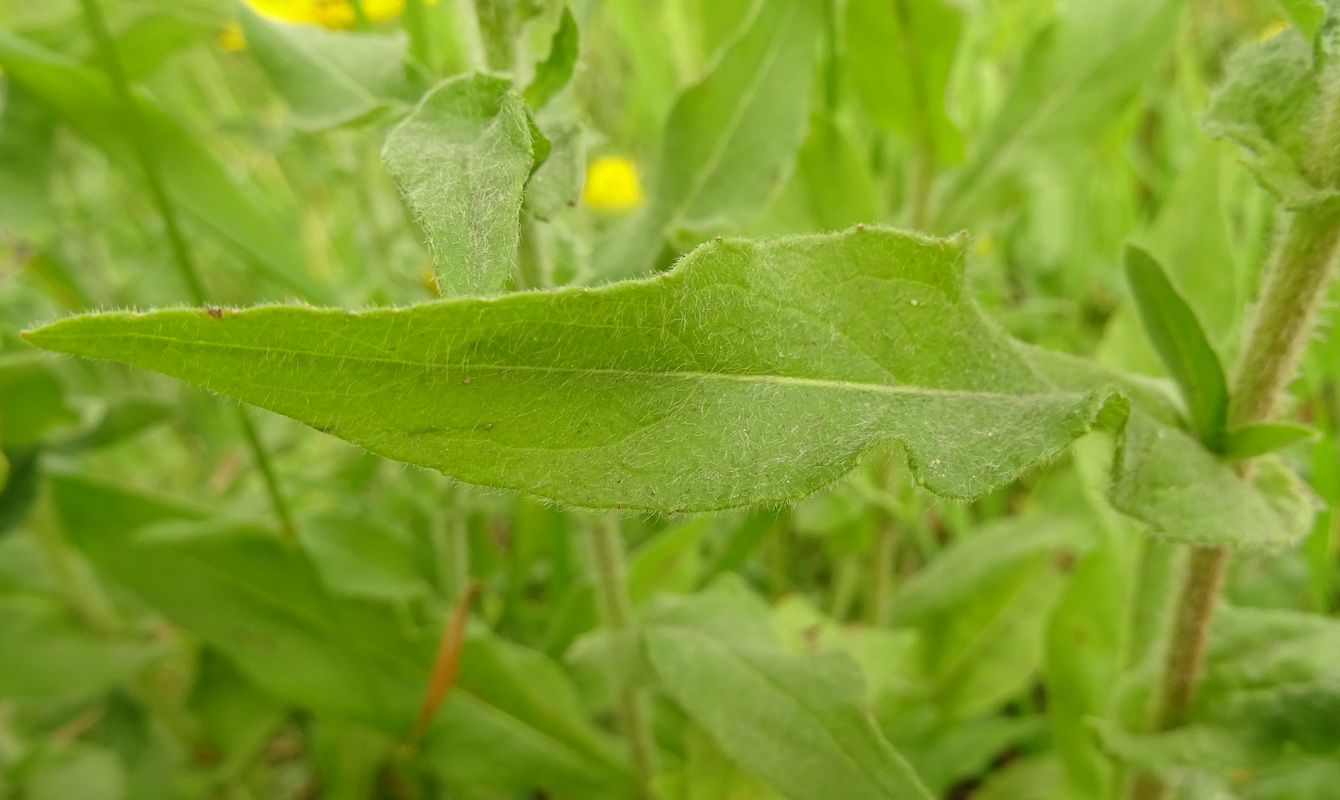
[1128,203,1340,800]
[78,0,298,539]
[585,516,658,799]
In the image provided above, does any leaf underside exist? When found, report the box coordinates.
[23,227,1314,547]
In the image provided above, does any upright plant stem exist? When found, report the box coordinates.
[1129,203,1340,800]
[78,0,298,540]
[585,515,658,800]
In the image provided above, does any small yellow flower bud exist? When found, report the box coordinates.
[581,156,646,211]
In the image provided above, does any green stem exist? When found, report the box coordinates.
[585,515,658,800]
[868,522,897,626]
[403,0,433,71]
[1128,203,1340,800]
[78,0,298,540]
[434,485,472,602]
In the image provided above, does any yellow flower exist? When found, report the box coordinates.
[1259,19,1289,41]
[247,0,408,28]
[218,22,247,52]
[581,156,646,211]
[220,0,431,50]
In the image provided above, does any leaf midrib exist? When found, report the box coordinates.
[58,330,1056,401]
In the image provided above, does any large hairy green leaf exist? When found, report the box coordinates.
[593,0,820,279]
[22,227,1317,548]
[25,228,1121,512]
[383,73,537,296]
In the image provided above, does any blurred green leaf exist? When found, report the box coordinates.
[627,518,710,604]
[187,648,286,776]
[53,399,172,453]
[1124,244,1229,450]
[524,7,579,109]
[793,114,878,231]
[0,30,322,299]
[644,589,935,800]
[846,0,964,163]
[524,116,585,222]
[936,0,1184,226]
[0,84,57,239]
[0,353,77,448]
[1097,606,1340,774]
[23,743,126,800]
[1204,26,1334,207]
[1223,422,1320,460]
[99,10,213,81]
[594,0,821,278]
[237,1,417,130]
[893,516,1080,717]
[299,510,432,601]
[1044,520,1140,797]
[49,473,633,796]
[0,593,153,700]
[1277,0,1328,42]
[0,448,41,534]
[309,719,394,800]
[383,73,536,296]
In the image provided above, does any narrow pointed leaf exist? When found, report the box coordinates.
[24,227,1125,512]
[524,7,579,109]
[383,73,535,296]
[594,0,820,279]
[1223,422,1320,460]
[1123,244,1229,450]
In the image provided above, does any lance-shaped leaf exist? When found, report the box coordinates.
[524,7,579,110]
[593,0,820,279]
[1124,244,1229,450]
[383,73,536,296]
[1222,422,1320,461]
[21,228,1318,548]
[24,227,1125,513]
